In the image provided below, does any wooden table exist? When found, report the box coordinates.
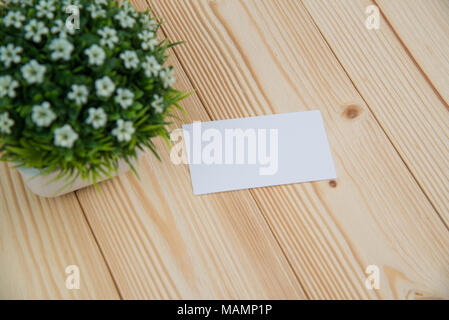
[1,0,448,299]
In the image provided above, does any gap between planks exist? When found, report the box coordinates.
[74,192,124,299]
[372,0,449,113]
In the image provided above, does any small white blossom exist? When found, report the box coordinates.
[54,124,78,148]
[138,30,154,40]
[159,68,176,88]
[3,11,26,28]
[140,15,157,31]
[49,38,74,61]
[24,19,49,43]
[85,44,106,66]
[142,38,158,51]
[86,107,107,129]
[120,50,139,69]
[68,85,89,105]
[115,88,134,109]
[142,56,161,77]
[0,44,22,68]
[95,0,108,6]
[51,19,76,38]
[9,0,34,7]
[36,0,56,20]
[151,95,164,113]
[115,10,135,29]
[87,4,106,19]
[122,1,138,18]
[0,75,19,98]
[51,20,64,34]
[138,30,158,51]
[0,112,14,135]
[98,27,119,49]
[95,76,116,98]
[21,0,34,7]
[31,101,57,127]
[62,0,82,11]
[21,60,46,84]
[112,119,135,142]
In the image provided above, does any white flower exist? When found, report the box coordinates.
[62,0,82,11]
[95,76,116,98]
[36,0,56,20]
[138,30,154,41]
[115,10,135,29]
[85,44,106,66]
[49,38,74,61]
[32,101,56,127]
[0,75,19,98]
[68,85,89,105]
[138,30,158,51]
[3,11,26,28]
[112,119,135,142]
[0,112,14,135]
[95,0,108,6]
[140,15,157,31]
[9,0,33,7]
[24,19,49,43]
[86,107,107,129]
[87,4,106,19]
[21,0,34,7]
[120,50,139,69]
[151,95,164,113]
[0,44,22,68]
[115,88,134,109]
[51,20,64,34]
[21,60,46,84]
[51,19,76,38]
[122,1,138,18]
[54,124,78,148]
[159,68,176,88]
[98,27,119,49]
[142,56,161,77]
[142,38,158,51]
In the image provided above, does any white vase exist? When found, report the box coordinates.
[16,153,142,198]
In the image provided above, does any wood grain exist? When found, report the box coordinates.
[376,0,449,106]
[0,163,119,299]
[148,0,449,299]
[303,0,449,227]
[74,0,306,300]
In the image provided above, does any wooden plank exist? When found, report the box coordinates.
[376,0,449,105]
[73,0,306,300]
[302,0,449,227]
[0,163,119,299]
[148,0,449,299]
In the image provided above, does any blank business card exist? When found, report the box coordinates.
[182,110,337,195]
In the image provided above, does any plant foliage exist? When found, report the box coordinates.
[0,0,189,183]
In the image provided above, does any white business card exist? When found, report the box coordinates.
[181,110,336,195]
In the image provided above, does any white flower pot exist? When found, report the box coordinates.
[17,153,143,198]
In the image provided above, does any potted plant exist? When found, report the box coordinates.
[0,0,189,197]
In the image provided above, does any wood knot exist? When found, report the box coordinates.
[343,104,362,119]
[329,180,337,188]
